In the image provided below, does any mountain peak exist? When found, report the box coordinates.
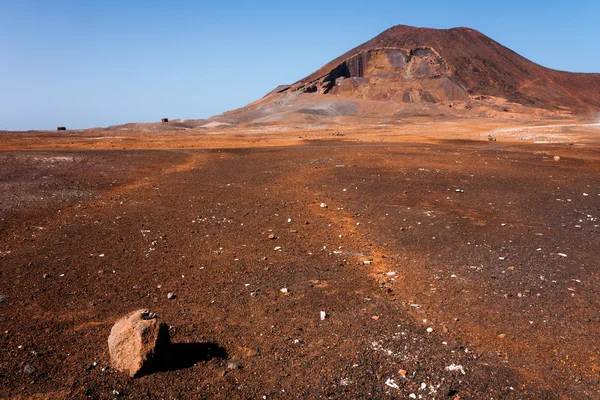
[282,24,599,110]
[219,25,600,125]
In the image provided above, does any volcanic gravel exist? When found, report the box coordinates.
[0,139,598,399]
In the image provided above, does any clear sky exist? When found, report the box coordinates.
[1,0,599,130]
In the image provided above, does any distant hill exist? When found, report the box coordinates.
[213,25,600,124]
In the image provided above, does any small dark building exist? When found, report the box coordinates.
[161,118,169,123]
[57,126,66,131]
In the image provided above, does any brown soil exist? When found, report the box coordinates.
[0,117,599,399]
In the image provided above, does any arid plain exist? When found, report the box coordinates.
[1,113,599,399]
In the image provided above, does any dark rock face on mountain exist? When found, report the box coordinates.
[290,46,467,104]
[280,25,600,112]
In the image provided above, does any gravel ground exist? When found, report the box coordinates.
[0,136,598,399]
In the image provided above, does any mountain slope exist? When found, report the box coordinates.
[216,25,600,124]
[287,25,600,111]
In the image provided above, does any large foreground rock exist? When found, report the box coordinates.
[108,309,170,377]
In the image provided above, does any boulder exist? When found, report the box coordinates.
[108,309,170,377]
[57,126,66,131]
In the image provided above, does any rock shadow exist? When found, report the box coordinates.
[157,342,228,372]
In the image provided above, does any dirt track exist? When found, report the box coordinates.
[0,123,599,399]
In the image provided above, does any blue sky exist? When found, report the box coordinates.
[1,0,599,130]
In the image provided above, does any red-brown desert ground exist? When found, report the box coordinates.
[1,113,599,399]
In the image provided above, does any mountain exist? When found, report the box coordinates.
[214,25,600,124]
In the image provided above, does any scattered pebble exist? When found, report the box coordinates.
[227,361,239,370]
[553,155,561,161]
[385,378,400,389]
[280,288,289,294]
[426,327,433,333]
[23,364,36,375]
[167,292,175,300]
[320,203,328,208]
[268,234,276,240]
[445,364,466,375]
[320,311,328,321]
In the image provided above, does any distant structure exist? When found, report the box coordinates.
[57,126,66,131]
[161,118,169,123]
